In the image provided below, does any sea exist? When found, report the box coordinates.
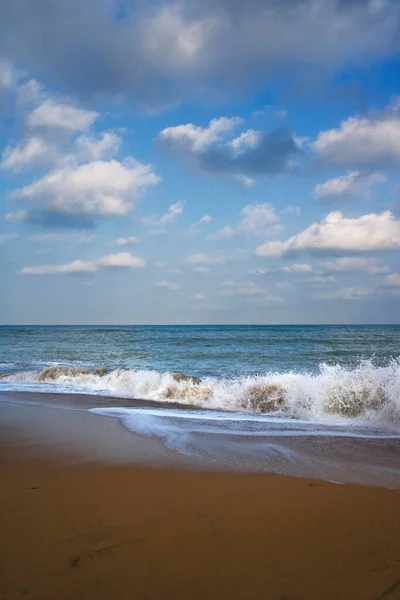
[1,324,400,486]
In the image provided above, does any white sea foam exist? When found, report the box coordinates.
[90,407,400,440]
[1,359,400,427]
[88,406,400,487]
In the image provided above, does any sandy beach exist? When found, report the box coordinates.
[1,395,400,600]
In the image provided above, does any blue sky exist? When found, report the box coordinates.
[1,0,400,324]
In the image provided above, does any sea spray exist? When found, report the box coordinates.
[1,359,400,427]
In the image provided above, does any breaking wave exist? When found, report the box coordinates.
[1,359,400,427]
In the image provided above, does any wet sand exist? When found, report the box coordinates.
[1,396,400,599]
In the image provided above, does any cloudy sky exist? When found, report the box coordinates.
[1,0,400,324]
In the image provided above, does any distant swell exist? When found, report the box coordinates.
[1,359,400,427]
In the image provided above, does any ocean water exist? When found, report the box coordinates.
[1,325,400,485]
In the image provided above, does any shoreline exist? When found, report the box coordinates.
[1,389,400,488]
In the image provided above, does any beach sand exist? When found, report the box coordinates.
[1,395,400,600]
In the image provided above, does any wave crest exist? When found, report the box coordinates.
[38,366,109,381]
[1,359,400,427]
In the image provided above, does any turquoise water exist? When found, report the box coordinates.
[1,323,399,426]
[1,324,399,377]
[1,325,399,486]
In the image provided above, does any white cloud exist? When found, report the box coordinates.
[14,158,160,225]
[154,280,179,291]
[1,137,52,171]
[209,203,280,240]
[159,117,241,152]
[314,171,386,201]
[188,293,206,300]
[75,132,121,161]
[157,117,299,179]
[99,253,144,268]
[184,253,225,266]
[281,263,312,274]
[257,211,400,257]
[184,214,213,234]
[229,129,261,151]
[313,100,400,169]
[20,252,145,275]
[108,236,139,247]
[208,225,236,240]
[238,203,280,235]
[28,99,98,132]
[1,1,400,110]
[143,201,184,231]
[384,273,400,286]
[160,201,184,224]
[197,215,212,225]
[314,286,376,301]
[0,233,18,244]
[321,257,389,274]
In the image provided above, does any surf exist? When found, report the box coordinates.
[1,358,400,428]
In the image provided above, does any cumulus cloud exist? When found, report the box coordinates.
[313,99,400,169]
[314,171,386,201]
[257,211,400,257]
[238,203,280,234]
[75,131,121,161]
[20,252,145,275]
[208,225,236,241]
[160,118,240,151]
[108,236,139,247]
[1,67,160,228]
[28,99,98,132]
[1,137,53,171]
[321,257,389,274]
[209,203,281,240]
[13,158,160,227]
[0,1,399,108]
[157,117,299,179]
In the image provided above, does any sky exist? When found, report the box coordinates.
[1,0,400,325]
